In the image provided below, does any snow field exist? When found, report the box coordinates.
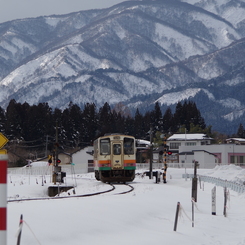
[6,166,245,245]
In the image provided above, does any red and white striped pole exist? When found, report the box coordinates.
[0,154,8,245]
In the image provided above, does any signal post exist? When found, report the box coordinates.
[48,124,68,196]
[160,134,171,183]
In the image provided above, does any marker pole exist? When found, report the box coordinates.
[0,154,8,245]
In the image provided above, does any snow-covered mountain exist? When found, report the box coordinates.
[0,0,245,134]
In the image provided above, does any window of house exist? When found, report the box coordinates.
[240,156,245,163]
[170,143,181,149]
[185,142,196,146]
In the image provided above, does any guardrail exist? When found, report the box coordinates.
[183,174,245,194]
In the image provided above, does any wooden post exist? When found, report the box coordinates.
[173,202,180,231]
[192,161,198,202]
[16,214,23,245]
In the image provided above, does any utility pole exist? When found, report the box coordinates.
[53,121,61,184]
[149,124,153,179]
[45,135,48,157]
[163,134,168,183]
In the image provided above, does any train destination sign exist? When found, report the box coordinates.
[0,133,8,149]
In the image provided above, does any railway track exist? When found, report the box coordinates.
[7,183,134,203]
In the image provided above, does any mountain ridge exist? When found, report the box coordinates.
[1,0,245,134]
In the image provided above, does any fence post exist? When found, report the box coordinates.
[191,161,198,202]
[223,187,227,217]
[173,202,180,231]
[212,186,216,215]
[16,214,23,245]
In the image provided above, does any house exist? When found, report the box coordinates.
[178,150,218,168]
[226,138,245,145]
[166,133,217,168]
[178,143,245,167]
[167,133,213,152]
[71,146,94,173]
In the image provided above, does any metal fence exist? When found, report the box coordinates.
[182,173,245,194]
[8,165,88,176]
[8,163,164,176]
[198,175,245,194]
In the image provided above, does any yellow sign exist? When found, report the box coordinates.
[0,133,9,149]
[0,149,7,154]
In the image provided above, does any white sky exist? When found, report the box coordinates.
[0,0,127,24]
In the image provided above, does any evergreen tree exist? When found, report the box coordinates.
[61,102,82,147]
[237,123,245,138]
[162,107,173,134]
[98,102,112,136]
[5,99,23,140]
[0,106,6,134]
[172,101,184,132]
[124,115,135,136]
[110,110,125,134]
[81,103,98,144]
[24,103,53,144]
[172,101,206,133]
[134,109,145,139]
[152,102,162,131]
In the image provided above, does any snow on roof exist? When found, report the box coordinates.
[167,133,212,141]
[136,139,150,145]
[226,138,245,142]
[23,161,49,167]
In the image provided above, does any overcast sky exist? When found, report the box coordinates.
[0,0,127,24]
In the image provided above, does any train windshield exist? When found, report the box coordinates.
[100,138,111,155]
[124,138,134,155]
[113,144,121,155]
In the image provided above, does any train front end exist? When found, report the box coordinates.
[94,135,136,183]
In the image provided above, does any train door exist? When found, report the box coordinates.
[111,142,123,169]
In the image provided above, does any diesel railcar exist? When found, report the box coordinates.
[93,134,136,183]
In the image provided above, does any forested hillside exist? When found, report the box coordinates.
[1,100,210,165]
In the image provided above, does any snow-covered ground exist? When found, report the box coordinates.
[6,165,245,245]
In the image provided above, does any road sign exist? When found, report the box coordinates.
[0,133,8,149]
[0,149,7,154]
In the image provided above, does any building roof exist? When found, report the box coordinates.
[136,139,150,146]
[179,150,217,157]
[226,138,245,143]
[167,133,212,141]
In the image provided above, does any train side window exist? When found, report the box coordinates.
[100,138,110,155]
[113,144,121,155]
[124,138,134,155]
